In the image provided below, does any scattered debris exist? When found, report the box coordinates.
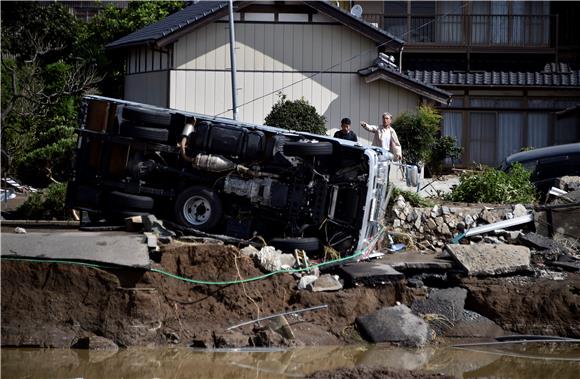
[356,304,430,347]
[445,243,531,276]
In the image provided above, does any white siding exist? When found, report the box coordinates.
[125,72,168,107]
[161,21,421,146]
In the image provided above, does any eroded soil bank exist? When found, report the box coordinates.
[2,242,579,349]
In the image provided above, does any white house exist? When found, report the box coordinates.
[108,1,450,146]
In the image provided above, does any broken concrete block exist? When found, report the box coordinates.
[213,331,249,348]
[431,205,441,218]
[519,232,572,255]
[447,310,505,338]
[442,206,450,215]
[445,244,530,276]
[393,219,402,228]
[513,204,528,218]
[256,246,283,272]
[298,275,318,289]
[480,209,500,225]
[411,287,467,323]
[144,232,158,250]
[240,245,259,257]
[308,274,343,292]
[356,304,430,347]
[464,214,475,226]
[340,262,404,286]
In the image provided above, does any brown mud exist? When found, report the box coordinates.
[2,242,579,349]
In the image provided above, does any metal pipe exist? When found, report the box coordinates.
[228,0,239,120]
[226,304,328,330]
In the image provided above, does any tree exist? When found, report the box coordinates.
[264,94,326,135]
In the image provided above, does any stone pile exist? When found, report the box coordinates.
[390,195,527,248]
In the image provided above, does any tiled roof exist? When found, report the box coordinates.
[107,1,229,49]
[406,68,580,88]
[108,1,404,50]
[358,60,451,104]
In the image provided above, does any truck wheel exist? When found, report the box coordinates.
[122,106,172,127]
[175,186,222,231]
[269,237,320,253]
[283,141,333,156]
[120,122,169,142]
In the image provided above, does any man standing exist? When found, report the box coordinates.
[333,118,358,142]
[361,112,402,161]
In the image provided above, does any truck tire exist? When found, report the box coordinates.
[283,141,333,156]
[174,186,222,231]
[122,106,172,127]
[269,237,320,253]
[120,122,169,142]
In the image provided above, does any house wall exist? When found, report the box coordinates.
[162,19,419,145]
[124,71,169,108]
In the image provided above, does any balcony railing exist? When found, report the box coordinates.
[363,14,555,48]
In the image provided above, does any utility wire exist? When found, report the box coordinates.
[213,3,468,117]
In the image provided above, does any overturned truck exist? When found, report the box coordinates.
[67,96,414,255]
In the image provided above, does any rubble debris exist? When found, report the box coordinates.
[144,232,158,250]
[446,310,504,339]
[356,304,430,347]
[556,176,580,192]
[340,262,404,286]
[307,274,343,292]
[445,243,531,276]
[213,331,250,348]
[13,227,26,234]
[240,245,259,257]
[462,214,533,239]
[142,214,176,237]
[255,246,296,272]
[378,251,455,272]
[298,275,318,289]
[548,255,580,272]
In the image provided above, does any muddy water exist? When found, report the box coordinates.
[2,343,579,379]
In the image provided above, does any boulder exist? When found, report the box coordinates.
[356,304,430,347]
[72,336,119,351]
[445,243,531,276]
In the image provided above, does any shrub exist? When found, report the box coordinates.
[264,94,326,135]
[392,105,441,165]
[16,182,70,220]
[445,163,537,204]
[429,136,463,175]
[392,187,434,208]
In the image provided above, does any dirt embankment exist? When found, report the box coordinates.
[2,242,580,349]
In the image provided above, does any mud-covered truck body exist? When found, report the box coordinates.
[67,95,405,255]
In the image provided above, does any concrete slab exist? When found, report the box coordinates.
[1,231,150,268]
[340,262,404,285]
[378,250,456,271]
[445,243,530,276]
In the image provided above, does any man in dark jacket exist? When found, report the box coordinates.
[334,118,358,142]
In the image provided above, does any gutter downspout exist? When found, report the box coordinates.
[399,46,404,73]
[228,0,239,120]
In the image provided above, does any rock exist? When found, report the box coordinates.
[513,204,528,218]
[356,304,430,347]
[266,315,295,340]
[411,287,467,323]
[279,253,296,269]
[298,275,318,289]
[442,206,450,215]
[308,274,343,292]
[435,217,444,227]
[240,245,259,257]
[431,205,441,218]
[440,224,451,237]
[444,214,457,229]
[14,227,26,234]
[72,336,119,351]
[426,218,437,230]
[446,310,505,338]
[142,215,176,237]
[393,219,401,228]
[144,232,158,250]
[556,176,580,192]
[480,209,500,225]
[213,331,249,348]
[414,215,422,230]
[464,214,475,226]
[445,244,531,276]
